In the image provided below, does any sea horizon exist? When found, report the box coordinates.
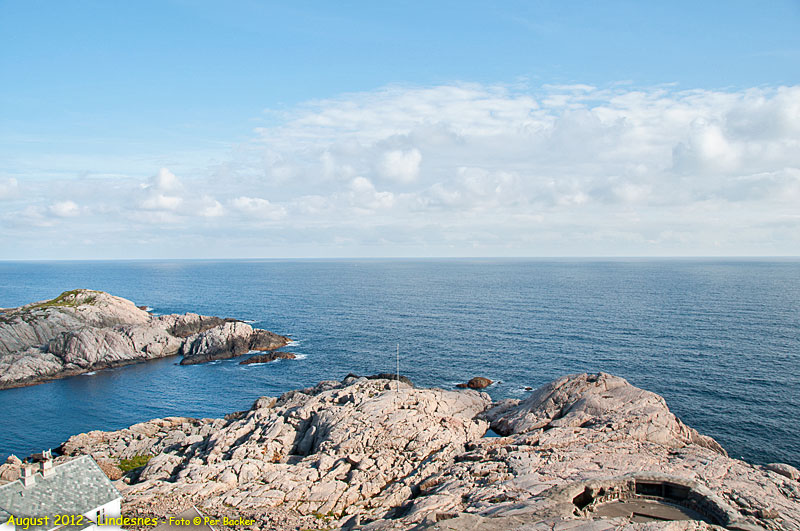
[2,256,800,263]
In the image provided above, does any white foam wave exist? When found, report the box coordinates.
[293,353,307,360]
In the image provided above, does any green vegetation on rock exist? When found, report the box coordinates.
[28,289,99,310]
[0,290,101,326]
[119,454,153,472]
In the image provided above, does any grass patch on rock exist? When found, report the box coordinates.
[28,290,99,310]
[119,454,153,472]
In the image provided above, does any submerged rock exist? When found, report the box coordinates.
[57,372,800,531]
[0,289,288,388]
[457,376,493,389]
[239,351,297,365]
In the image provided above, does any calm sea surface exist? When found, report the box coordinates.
[0,259,798,467]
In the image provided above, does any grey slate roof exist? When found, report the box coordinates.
[0,455,120,529]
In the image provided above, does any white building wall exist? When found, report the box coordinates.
[82,497,122,530]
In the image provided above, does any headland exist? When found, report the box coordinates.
[0,289,289,389]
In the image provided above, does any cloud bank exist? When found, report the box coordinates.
[2,83,799,258]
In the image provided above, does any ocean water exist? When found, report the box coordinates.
[0,259,798,468]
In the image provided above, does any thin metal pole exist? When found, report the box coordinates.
[396,343,400,394]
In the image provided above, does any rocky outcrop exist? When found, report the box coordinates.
[179,322,289,365]
[57,373,800,531]
[457,377,493,389]
[365,373,413,386]
[240,351,297,365]
[0,455,22,484]
[60,376,489,528]
[0,290,289,389]
[484,373,726,453]
[766,463,800,481]
[164,315,233,338]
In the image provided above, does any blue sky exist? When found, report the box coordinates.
[1,1,799,258]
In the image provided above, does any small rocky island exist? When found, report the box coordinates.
[0,289,289,389]
[2,373,794,530]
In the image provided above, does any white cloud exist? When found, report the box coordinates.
[139,167,183,211]
[673,120,740,173]
[240,83,799,254]
[19,206,54,227]
[346,176,394,212]
[151,167,181,191]
[378,149,422,183]
[294,195,331,217]
[4,83,800,257]
[230,196,287,220]
[200,198,224,218]
[141,193,183,211]
[613,182,651,203]
[231,196,271,212]
[49,200,80,217]
[0,178,18,200]
[138,168,186,212]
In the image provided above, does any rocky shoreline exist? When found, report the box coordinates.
[0,289,289,389]
[2,372,796,530]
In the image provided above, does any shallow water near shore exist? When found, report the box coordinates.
[0,259,798,467]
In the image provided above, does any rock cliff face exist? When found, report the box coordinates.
[179,322,287,365]
[56,373,800,531]
[0,289,289,389]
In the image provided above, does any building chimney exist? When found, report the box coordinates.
[20,464,36,488]
[40,450,54,479]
